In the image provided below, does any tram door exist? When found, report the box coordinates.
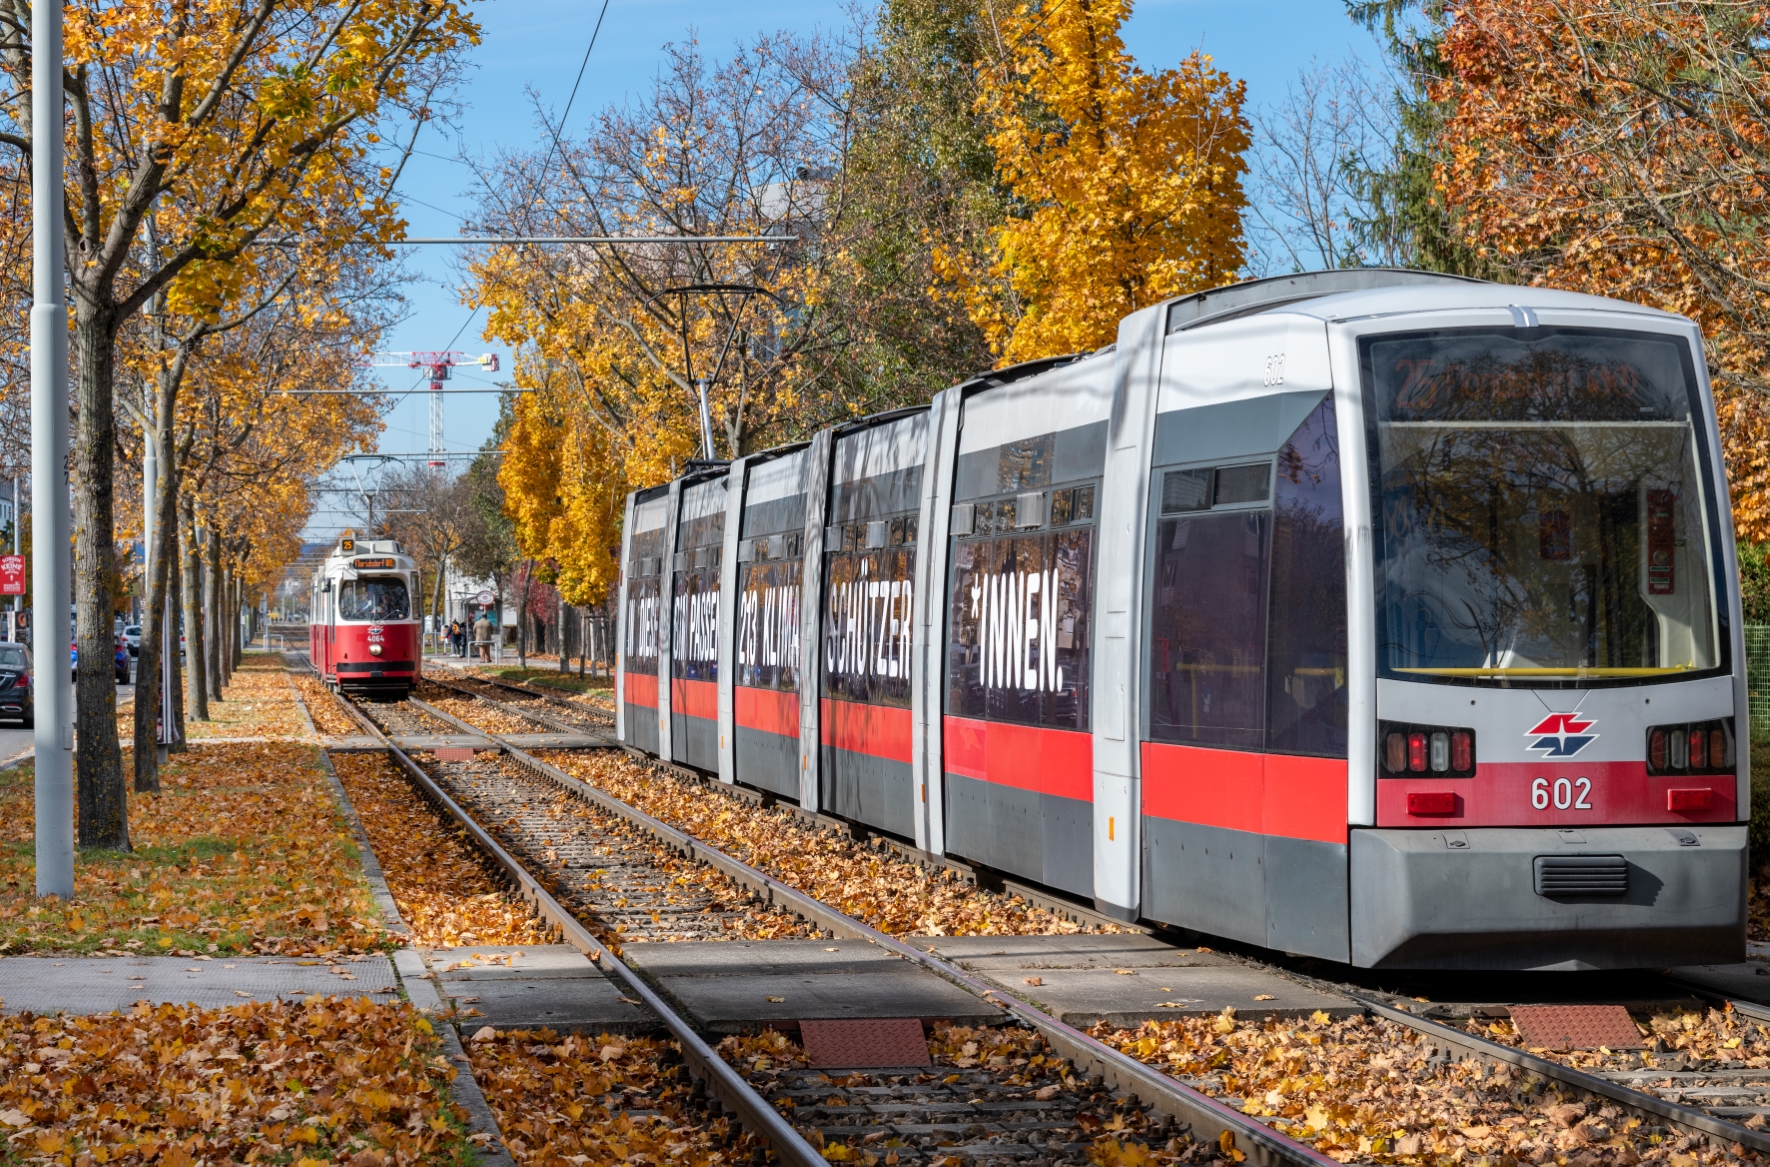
[622,491,670,754]
[732,451,807,798]
[819,413,928,836]
[671,476,726,772]
[1139,390,1351,959]
[943,415,1105,897]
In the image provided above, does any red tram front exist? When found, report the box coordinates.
[310,539,420,699]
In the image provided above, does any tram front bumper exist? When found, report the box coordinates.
[1350,825,1745,970]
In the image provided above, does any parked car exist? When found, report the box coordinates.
[0,642,32,726]
[123,625,141,655]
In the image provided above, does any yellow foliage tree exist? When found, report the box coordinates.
[941,0,1251,363]
[498,357,634,608]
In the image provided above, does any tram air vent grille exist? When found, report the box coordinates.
[1533,855,1628,897]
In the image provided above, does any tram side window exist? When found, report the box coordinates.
[947,525,1093,731]
[823,533,915,708]
[1266,397,1348,756]
[1147,395,1347,756]
[337,577,409,622]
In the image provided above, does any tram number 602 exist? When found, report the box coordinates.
[1532,776,1593,810]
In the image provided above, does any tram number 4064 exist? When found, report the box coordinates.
[1532,775,1593,810]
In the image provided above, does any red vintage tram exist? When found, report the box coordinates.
[310,538,421,698]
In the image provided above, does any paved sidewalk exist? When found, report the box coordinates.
[0,954,398,1015]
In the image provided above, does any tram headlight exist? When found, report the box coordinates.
[1379,721,1476,778]
[369,644,383,656]
[1646,718,1733,775]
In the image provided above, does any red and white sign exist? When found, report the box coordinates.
[0,555,24,596]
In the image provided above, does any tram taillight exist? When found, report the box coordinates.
[1646,718,1733,776]
[1379,722,1476,778]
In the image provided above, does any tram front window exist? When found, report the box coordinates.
[1364,326,1722,683]
[337,577,410,622]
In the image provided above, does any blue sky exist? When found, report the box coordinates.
[317,0,1385,536]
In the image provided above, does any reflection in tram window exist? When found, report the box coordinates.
[336,577,410,621]
[1364,328,1722,682]
[1147,395,1348,755]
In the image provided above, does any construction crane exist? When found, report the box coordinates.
[362,351,500,465]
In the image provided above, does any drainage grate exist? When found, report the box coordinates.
[798,1018,931,1069]
[1509,1004,1644,1049]
[1534,854,1627,896]
[434,747,478,762]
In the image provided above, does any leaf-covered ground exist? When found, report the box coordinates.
[0,996,474,1167]
[1094,1011,1749,1166]
[0,740,388,956]
[466,1029,764,1167]
[537,751,1111,937]
[181,655,311,740]
[412,682,543,735]
[329,751,554,948]
[291,673,361,737]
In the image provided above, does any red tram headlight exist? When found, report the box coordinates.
[1646,718,1733,776]
[1379,721,1477,778]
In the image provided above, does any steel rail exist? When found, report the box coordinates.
[408,687,1770,1155]
[402,694,1341,1167]
[419,670,1138,935]
[310,683,827,1167]
[433,667,615,722]
[1339,991,1770,1152]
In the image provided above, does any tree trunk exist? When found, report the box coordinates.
[517,562,532,670]
[168,542,187,751]
[181,509,208,721]
[230,574,242,671]
[73,303,128,851]
[133,370,183,793]
[204,534,222,701]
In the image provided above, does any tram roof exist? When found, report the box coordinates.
[1164,268,1686,333]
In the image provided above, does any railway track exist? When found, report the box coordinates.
[304,670,1315,1167]
[374,667,1770,1164]
[427,666,614,729]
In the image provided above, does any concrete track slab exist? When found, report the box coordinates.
[452,977,652,1035]
[1672,963,1770,1008]
[391,734,496,751]
[321,736,384,751]
[0,955,398,1015]
[430,945,602,982]
[498,734,608,749]
[622,940,999,1033]
[910,935,1355,1027]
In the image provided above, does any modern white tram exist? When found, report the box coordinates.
[616,269,1747,970]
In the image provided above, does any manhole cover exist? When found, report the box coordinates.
[799,1018,931,1068]
[1509,1004,1644,1049]
[434,747,477,762]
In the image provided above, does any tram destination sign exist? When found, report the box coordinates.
[352,557,398,569]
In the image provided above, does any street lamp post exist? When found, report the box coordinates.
[31,0,73,898]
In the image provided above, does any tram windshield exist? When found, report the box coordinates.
[337,576,410,622]
[1363,326,1722,683]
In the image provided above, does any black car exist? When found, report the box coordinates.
[0,642,33,726]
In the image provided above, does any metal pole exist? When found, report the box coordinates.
[696,379,714,461]
[32,0,73,900]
